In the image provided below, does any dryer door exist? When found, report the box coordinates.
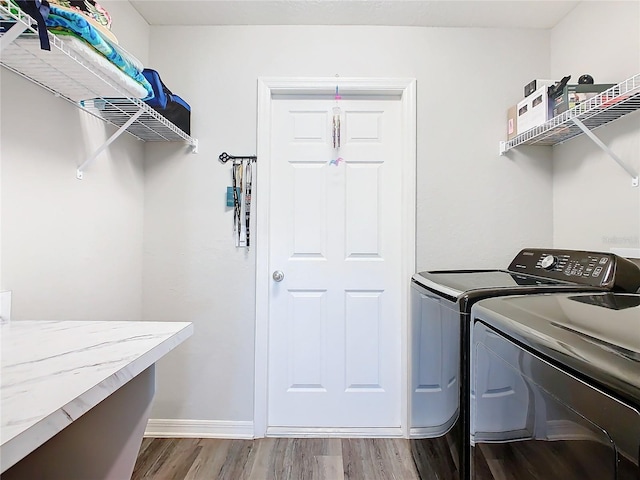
[471,322,620,480]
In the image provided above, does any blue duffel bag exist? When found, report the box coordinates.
[142,68,191,135]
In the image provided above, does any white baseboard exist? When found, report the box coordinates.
[145,420,404,440]
[266,426,404,438]
[144,419,254,439]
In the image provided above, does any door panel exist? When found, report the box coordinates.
[292,165,326,257]
[288,290,326,391]
[345,164,382,257]
[345,290,383,390]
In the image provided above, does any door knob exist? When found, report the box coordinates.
[272,270,284,282]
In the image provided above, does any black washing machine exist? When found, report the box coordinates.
[470,292,640,479]
[410,248,640,480]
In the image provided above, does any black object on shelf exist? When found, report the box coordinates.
[579,74,595,84]
[547,75,571,97]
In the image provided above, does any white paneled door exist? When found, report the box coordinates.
[267,96,404,430]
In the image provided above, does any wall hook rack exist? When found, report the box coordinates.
[219,152,257,164]
[220,152,256,249]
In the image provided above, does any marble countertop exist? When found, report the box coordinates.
[0,320,193,472]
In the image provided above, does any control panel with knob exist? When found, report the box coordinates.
[507,248,640,292]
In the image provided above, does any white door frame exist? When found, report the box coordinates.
[254,77,417,438]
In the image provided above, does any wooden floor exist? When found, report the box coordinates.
[473,440,630,480]
[132,437,420,480]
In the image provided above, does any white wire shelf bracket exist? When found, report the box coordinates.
[571,117,638,187]
[0,2,198,178]
[500,73,640,186]
[76,109,144,179]
[0,6,28,51]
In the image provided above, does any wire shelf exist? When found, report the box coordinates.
[0,3,196,146]
[501,74,640,153]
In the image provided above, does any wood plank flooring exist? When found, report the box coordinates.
[132,437,420,480]
[473,440,624,480]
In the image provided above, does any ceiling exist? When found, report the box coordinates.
[129,0,581,28]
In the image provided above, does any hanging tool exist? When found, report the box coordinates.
[231,162,242,246]
[244,161,252,248]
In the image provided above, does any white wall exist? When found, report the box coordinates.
[102,0,151,65]
[143,25,553,424]
[0,3,150,320]
[550,1,640,252]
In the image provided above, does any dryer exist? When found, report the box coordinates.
[470,292,640,479]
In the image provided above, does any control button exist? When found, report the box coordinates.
[599,257,609,264]
[540,255,556,270]
[593,266,603,277]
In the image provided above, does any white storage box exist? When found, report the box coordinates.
[517,85,552,133]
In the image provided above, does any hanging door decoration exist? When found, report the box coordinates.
[219,152,257,249]
[332,84,342,150]
[330,82,344,168]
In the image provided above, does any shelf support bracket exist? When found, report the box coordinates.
[571,117,639,187]
[77,109,144,179]
[0,22,29,53]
